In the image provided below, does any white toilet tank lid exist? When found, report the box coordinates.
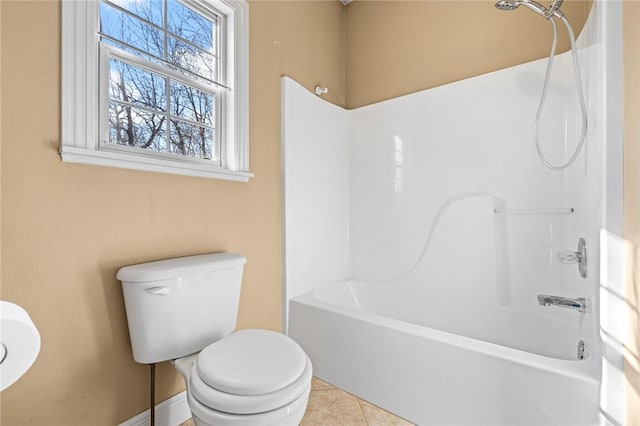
[117,253,246,282]
[196,329,307,396]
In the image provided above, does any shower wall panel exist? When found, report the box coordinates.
[349,52,589,299]
[281,77,351,331]
[283,42,597,320]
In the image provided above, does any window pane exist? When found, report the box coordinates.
[108,101,167,152]
[167,0,215,53]
[170,120,214,160]
[106,0,163,27]
[167,36,216,81]
[170,80,214,126]
[100,2,164,58]
[109,58,166,112]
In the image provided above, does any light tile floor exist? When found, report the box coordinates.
[178,377,413,426]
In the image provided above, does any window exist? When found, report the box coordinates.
[61,0,251,181]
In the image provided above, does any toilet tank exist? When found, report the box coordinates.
[117,253,246,364]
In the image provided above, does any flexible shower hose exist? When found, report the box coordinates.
[535,15,588,171]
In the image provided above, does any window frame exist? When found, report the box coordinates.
[61,0,251,182]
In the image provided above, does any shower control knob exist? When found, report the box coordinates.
[557,238,588,279]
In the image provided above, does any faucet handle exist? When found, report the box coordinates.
[557,238,588,278]
[557,251,582,264]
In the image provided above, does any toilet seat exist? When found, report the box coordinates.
[187,329,313,421]
[197,329,307,395]
[190,353,312,414]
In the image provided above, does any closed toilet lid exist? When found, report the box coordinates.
[197,329,307,396]
[190,353,312,415]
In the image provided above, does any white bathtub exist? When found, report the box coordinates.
[289,280,600,425]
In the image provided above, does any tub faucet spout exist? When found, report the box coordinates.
[537,294,586,313]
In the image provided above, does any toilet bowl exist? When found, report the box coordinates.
[175,329,312,426]
[117,253,312,426]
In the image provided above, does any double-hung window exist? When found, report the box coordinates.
[61,0,251,181]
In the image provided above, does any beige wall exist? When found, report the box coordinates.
[624,1,640,424]
[345,0,591,108]
[0,0,344,424]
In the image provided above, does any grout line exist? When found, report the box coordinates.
[356,396,369,426]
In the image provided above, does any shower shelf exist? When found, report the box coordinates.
[493,207,575,215]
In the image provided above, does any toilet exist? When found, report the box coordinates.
[117,253,312,426]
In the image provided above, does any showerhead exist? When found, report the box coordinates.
[495,0,518,11]
[494,0,548,16]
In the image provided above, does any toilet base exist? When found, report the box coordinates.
[192,402,307,426]
[188,384,311,426]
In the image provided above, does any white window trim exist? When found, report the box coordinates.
[61,0,252,182]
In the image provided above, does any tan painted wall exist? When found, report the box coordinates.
[0,0,344,424]
[345,0,591,108]
[624,1,640,423]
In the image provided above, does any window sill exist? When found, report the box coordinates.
[60,146,254,182]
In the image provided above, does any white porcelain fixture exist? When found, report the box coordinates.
[118,253,312,426]
[290,280,599,425]
[0,301,41,391]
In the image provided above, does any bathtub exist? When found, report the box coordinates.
[288,280,600,425]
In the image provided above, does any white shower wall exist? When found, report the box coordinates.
[350,53,588,283]
[283,41,600,314]
[281,78,351,331]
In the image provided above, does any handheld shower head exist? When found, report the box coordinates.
[495,0,518,10]
[494,0,548,16]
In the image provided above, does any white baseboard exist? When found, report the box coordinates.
[119,390,191,426]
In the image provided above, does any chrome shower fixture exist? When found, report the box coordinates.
[494,0,517,10]
[537,294,587,313]
[549,0,564,14]
[494,0,563,18]
[314,85,329,96]
[557,237,588,278]
[495,0,547,16]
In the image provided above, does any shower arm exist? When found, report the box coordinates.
[495,0,565,19]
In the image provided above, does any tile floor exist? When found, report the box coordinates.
[178,377,413,426]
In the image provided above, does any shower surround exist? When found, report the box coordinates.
[283,1,623,424]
